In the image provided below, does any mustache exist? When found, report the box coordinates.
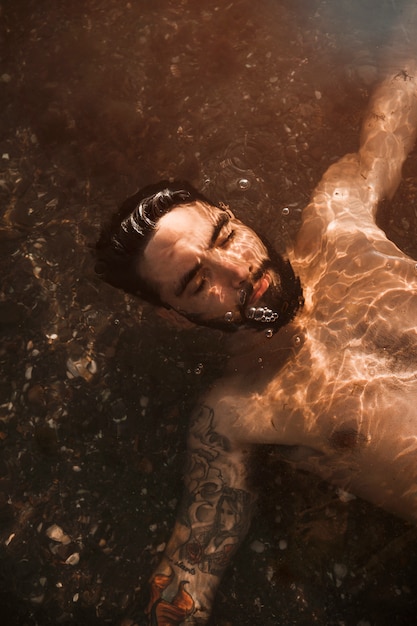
[238,261,274,305]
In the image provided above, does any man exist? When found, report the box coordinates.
[97,63,417,625]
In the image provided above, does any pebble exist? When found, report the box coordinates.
[46,524,71,545]
[65,552,80,566]
[333,562,348,580]
[5,533,15,546]
[27,384,45,406]
[265,565,274,582]
[30,593,45,605]
[87,359,97,374]
[250,539,265,553]
[66,357,94,381]
[140,396,149,408]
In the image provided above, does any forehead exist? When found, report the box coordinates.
[151,200,221,245]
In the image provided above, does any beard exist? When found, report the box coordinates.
[188,244,304,334]
[239,246,304,333]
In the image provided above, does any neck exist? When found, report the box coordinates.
[224,318,306,386]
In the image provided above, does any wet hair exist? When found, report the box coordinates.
[95,181,218,305]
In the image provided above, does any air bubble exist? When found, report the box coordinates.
[224,311,234,322]
[265,329,274,338]
[246,307,256,320]
[282,207,290,216]
[194,363,204,375]
[238,178,251,190]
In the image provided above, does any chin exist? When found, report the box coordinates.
[241,255,304,333]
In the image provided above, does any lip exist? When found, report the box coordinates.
[248,273,270,305]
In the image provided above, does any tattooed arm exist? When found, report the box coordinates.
[146,401,257,625]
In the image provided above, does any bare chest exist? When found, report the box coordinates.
[221,274,417,450]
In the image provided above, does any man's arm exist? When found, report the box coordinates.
[146,401,257,625]
[295,62,417,265]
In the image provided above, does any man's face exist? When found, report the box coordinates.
[138,201,286,330]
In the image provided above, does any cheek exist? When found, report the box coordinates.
[235,235,268,263]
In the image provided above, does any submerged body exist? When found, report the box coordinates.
[143,67,417,624]
[99,65,417,624]
[218,175,417,522]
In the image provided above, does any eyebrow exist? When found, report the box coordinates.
[175,212,229,297]
[209,213,229,248]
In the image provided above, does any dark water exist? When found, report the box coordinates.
[1,1,417,624]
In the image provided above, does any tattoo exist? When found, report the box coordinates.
[180,404,232,528]
[147,403,255,622]
[179,485,252,576]
[167,555,196,575]
[189,404,231,453]
[146,567,195,625]
[173,404,255,576]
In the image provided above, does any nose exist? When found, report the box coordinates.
[209,250,250,288]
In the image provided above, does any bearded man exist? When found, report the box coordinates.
[97,63,417,625]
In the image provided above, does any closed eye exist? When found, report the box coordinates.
[218,229,235,248]
[193,276,208,295]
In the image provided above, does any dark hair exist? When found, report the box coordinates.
[95,181,217,305]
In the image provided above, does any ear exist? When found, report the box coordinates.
[156,306,197,330]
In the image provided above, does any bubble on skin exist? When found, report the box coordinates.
[194,363,204,375]
[224,311,234,322]
[246,306,279,323]
[265,328,274,338]
[282,207,290,216]
[254,308,264,321]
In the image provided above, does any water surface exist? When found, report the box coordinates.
[1,1,417,624]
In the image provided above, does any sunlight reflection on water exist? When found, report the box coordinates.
[0,0,417,624]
